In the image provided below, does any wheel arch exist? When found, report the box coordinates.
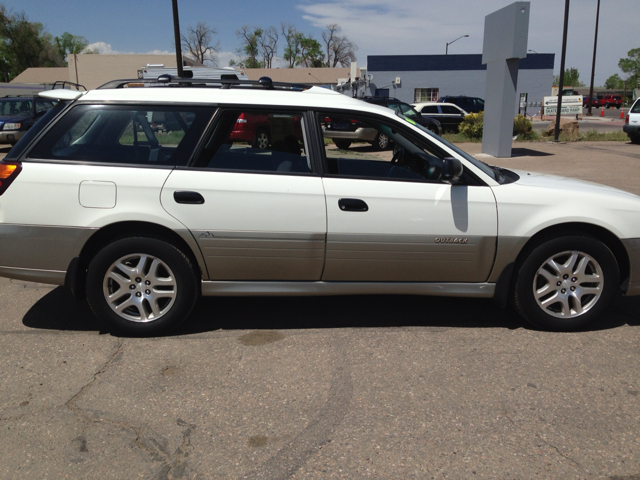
[514,222,630,288]
[66,221,205,300]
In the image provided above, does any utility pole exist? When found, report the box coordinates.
[554,0,570,141]
[172,0,184,78]
[586,0,600,117]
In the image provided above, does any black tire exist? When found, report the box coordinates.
[512,235,619,331]
[86,237,200,336]
[616,105,621,109]
[630,135,640,145]
[253,129,270,149]
[372,132,390,151]
[334,139,351,150]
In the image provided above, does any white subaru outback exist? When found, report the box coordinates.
[1,77,639,335]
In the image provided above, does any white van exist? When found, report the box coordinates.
[140,64,249,82]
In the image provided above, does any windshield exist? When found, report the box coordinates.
[0,99,33,117]
[389,102,420,120]
[399,115,497,181]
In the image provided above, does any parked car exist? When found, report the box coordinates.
[623,98,640,144]
[2,77,640,336]
[582,95,602,108]
[323,97,441,150]
[438,95,485,113]
[0,95,57,146]
[601,94,623,109]
[412,101,467,132]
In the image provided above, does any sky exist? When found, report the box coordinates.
[4,0,640,87]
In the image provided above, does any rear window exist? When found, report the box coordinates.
[0,98,33,117]
[27,104,215,167]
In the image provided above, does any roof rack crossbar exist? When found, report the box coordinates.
[96,77,312,91]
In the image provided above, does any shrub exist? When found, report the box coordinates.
[458,112,537,140]
[458,112,484,139]
[513,114,533,136]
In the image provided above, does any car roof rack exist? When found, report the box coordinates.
[50,80,87,91]
[97,76,312,92]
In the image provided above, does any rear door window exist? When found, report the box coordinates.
[193,109,311,175]
[27,104,215,167]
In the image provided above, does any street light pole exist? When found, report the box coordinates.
[446,35,469,55]
[171,0,184,78]
[586,0,600,117]
[554,0,570,142]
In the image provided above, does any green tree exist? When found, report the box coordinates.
[235,26,264,69]
[604,73,623,89]
[0,6,64,81]
[618,48,640,89]
[54,32,90,63]
[281,24,300,68]
[298,35,324,67]
[552,67,584,87]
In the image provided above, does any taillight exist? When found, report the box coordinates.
[0,162,22,196]
[626,114,630,124]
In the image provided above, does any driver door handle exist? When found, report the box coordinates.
[174,191,205,204]
[338,198,368,212]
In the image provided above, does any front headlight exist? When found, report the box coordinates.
[3,123,21,130]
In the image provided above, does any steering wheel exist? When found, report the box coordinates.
[390,145,404,164]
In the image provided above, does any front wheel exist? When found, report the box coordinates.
[86,237,199,336]
[513,236,619,331]
[334,139,351,150]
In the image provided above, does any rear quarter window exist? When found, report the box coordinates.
[26,104,215,167]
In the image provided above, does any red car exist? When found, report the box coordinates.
[582,95,602,108]
[230,112,303,149]
[601,94,623,109]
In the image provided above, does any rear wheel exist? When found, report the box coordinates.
[372,133,390,151]
[334,139,351,150]
[253,129,270,149]
[513,235,619,331]
[86,237,199,336]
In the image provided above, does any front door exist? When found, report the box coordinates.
[317,111,497,282]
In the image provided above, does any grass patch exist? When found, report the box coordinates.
[441,132,481,143]
[574,130,629,142]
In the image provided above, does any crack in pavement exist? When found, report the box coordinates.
[61,339,199,479]
[239,334,353,479]
[536,434,583,469]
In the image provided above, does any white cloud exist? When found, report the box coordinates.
[86,42,172,56]
[296,0,640,86]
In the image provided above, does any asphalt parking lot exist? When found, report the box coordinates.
[1,141,640,479]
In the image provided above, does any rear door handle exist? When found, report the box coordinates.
[174,191,205,204]
[338,198,368,212]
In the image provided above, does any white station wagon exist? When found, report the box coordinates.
[1,77,639,335]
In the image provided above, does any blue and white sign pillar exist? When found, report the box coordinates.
[481,2,530,158]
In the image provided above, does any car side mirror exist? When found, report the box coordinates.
[442,157,463,184]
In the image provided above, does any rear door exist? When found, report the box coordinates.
[161,108,327,281]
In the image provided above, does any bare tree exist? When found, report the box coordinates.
[260,26,279,69]
[181,22,220,66]
[322,23,357,68]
